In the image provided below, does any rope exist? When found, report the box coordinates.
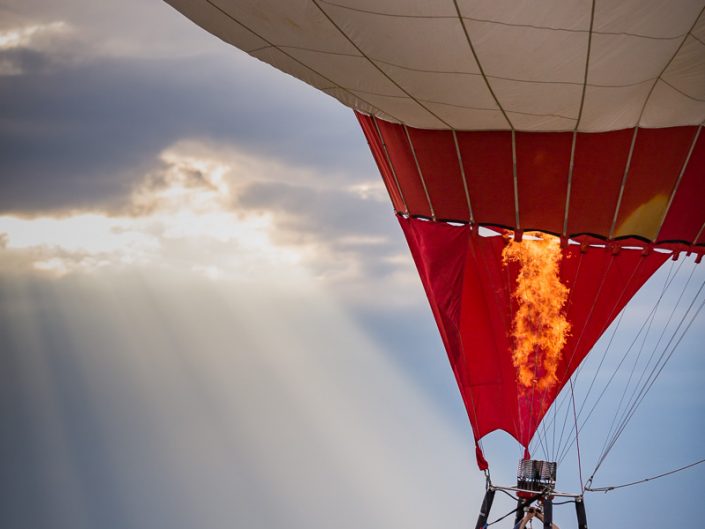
[495,487,519,502]
[559,251,647,449]
[529,250,585,460]
[542,250,585,461]
[568,377,584,492]
[603,260,696,435]
[593,259,692,465]
[487,505,522,526]
[545,316,614,462]
[574,307,627,425]
[556,256,681,464]
[591,259,682,463]
[593,277,705,474]
[552,252,619,461]
[540,286,627,459]
[487,490,545,526]
[587,270,705,481]
[586,458,705,492]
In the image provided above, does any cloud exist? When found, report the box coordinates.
[0,145,298,280]
[0,141,418,307]
[0,21,69,51]
[0,0,226,61]
[0,21,82,75]
[0,0,374,215]
[0,0,415,309]
[0,50,371,210]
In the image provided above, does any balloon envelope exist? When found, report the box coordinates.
[164,0,705,467]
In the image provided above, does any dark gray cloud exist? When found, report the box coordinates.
[239,180,397,241]
[0,0,393,298]
[237,179,407,284]
[0,47,55,74]
[0,51,372,212]
[0,2,375,214]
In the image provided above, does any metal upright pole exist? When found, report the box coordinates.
[542,497,553,529]
[474,489,496,529]
[513,499,527,528]
[575,497,588,529]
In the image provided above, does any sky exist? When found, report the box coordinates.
[0,1,703,528]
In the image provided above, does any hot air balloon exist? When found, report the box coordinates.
[162,1,705,527]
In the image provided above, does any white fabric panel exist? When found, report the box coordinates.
[458,0,591,32]
[423,103,508,130]
[588,33,681,86]
[321,87,384,118]
[320,0,457,18]
[165,0,268,51]
[594,0,704,38]
[322,4,480,73]
[348,92,446,128]
[211,0,356,54]
[692,13,705,41]
[283,48,403,97]
[662,36,705,102]
[250,48,336,90]
[467,21,587,83]
[166,0,705,132]
[579,83,652,131]
[507,112,576,131]
[379,67,497,110]
[491,79,580,130]
[641,80,705,128]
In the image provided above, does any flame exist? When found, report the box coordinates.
[502,232,570,391]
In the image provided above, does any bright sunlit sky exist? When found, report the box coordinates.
[1,1,703,528]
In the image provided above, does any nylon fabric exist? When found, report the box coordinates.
[399,216,668,466]
[166,0,705,131]
[361,114,705,254]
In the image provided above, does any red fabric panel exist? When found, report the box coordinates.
[613,127,695,239]
[466,241,666,447]
[400,216,668,461]
[658,131,705,244]
[456,131,516,229]
[568,129,633,237]
[399,217,469,362]
[375,119,432,218]
[516,132,572,234]
[407,127,470,222]
[358,116,704,248]
[458,235,518,440]
[355,113,405,212]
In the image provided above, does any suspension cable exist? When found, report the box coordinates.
[555,251,640,461]
[588,272,705,481]
[556,257,682,464]
[568,377,584,492]
[593,280,705,474]
[531,249,585,461]
[487,505,522,526]
[594,259,694,464]
[586,458,705,492]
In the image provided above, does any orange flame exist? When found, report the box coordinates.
[502,232,570,391]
